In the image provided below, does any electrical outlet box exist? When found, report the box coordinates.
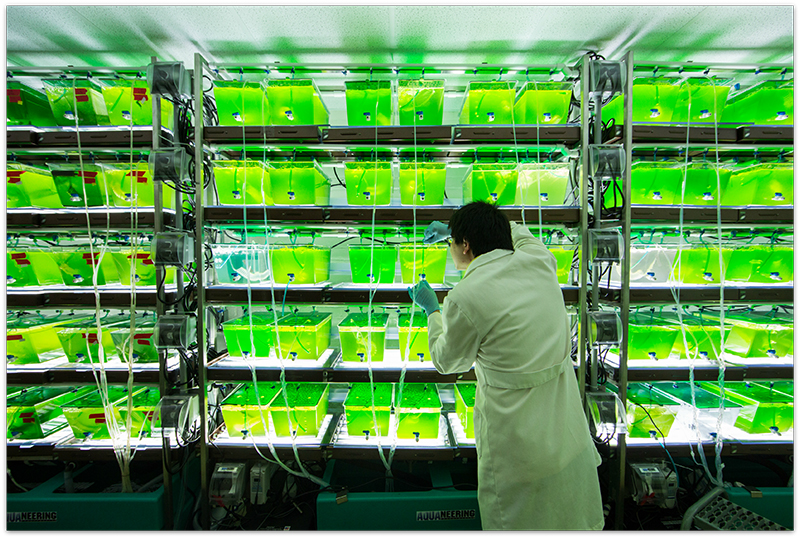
[158,394,199,438]
[590,229,624,264]
[629,461,678,509]
[146,61,191,100]
[148,148,188,184]
[211,463,247,507]
[250,462,276,505]
[152,233,194,266]
[155,314,195,350]
[589,144,626,179]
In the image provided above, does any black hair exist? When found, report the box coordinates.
[449,201,513,257]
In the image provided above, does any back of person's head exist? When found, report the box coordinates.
[450,201,513,257]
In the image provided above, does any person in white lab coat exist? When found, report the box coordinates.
[409,201,604,531]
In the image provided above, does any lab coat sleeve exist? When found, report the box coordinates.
[427,297,481,375]
[510,221,547,254]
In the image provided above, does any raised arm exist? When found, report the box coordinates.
[510,221,548,254]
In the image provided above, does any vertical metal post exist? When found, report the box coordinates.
[614,50,634,531]
[151,55,174,530]
[578,56,590,404]
[194,52,210,531]
[589,91,603,392]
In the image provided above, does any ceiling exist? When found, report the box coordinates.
[6,5,794,69]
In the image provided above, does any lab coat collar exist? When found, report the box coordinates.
[462,248,513,280]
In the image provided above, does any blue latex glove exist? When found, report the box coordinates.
[423,221,451,244]
[408,280,440,316]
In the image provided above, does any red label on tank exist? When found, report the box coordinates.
[133,88,149,102]
[7,171,23,184]
[7,89,22,103]
[128,253,153,265]
[127,170,148,184]
[82,253,100,265]
[7,335,24,341]
[74,88,89,103]
[19,412,34,418]
[22,418,35,424]
[82,333,100,344]
[88,413,106,424]
[78,171,97,184]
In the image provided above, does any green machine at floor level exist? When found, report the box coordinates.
[317,460,480,530]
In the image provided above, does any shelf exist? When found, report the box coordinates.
[7,125,172,148]
[629,205,793,225]
[204,205,581,226]
[599,285,793,305]
[7,128,37,146]
[604,124,739,144]
[204,284,579,305]
[7,207,176,230]
[624,440,793,458]
[606,356,793,383]
[203,125,323,144]
[6,429,183,462]
[321,125,452,144]
[6,286,177,309]
[453,124,580,145]
[6,356,181,386]
[737,125,794,144]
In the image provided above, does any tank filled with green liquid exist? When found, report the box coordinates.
[213,80,270,126]
[398,79,444,126]
[344,161,393,205]
[102,162,175,208]
[396,383,441,440]
[703,381,793,434]
[213,244,270,285]
[344,383,393,437]
[274,312,332,361]
[455,383,476,438]
[101,78,174,127]
[117,386,161,436]
[348,245,397,284]
[345,80,393,126]
[671,246,733,285]
[110,248,174,286]
[48,163,112,207]
[726,245,793,284]
[7,386,93,440]
[549,246,574,285]
[518,162,570,205]
[7,316,77,365]
[626,402,677,438]
[513,81,573,124]
[723,161,793,206]
[671,78,731,124]
[399,244,448,284]
[338,313,389,363]
[265,79,329,126]
[603,78,681,124]
[6,81,58,126]
[459,81,516,124]
[56,315,129,363]
[650,382,741,409]
[463,162,519,205]
[43,78,110,126]
[722,80,793,125]
[724,319,793,359]
[269,383,329,437]
[61,386,148,440]
[398,311,431,362]
[52,249,120,287]
[626,161,683,206]
[270,245,330,284]
[7,249,64,287]
[399,162,446,205]
[7,163,62,208]
[623,318,680,360]
[624,383,681,406]
[668,320,727,360]
[213,160,272,205]
[268,160,330,205]
[677,163,732,206]
[221,382,282,438]
[222,313,277,358]
[111,325,158,363]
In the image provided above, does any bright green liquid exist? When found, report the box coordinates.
[222,314,276,358]
[399,312,430,362]
[270,246,330,284]
[103,163,174,208]
[62,386,153,439]
[221,383,281,437]
[626,323,679,360]
[725,163,793,206]
[398,163,446,205]
[725,322,793,358]
[214,161,272,205]
[269,161,330,205]
[266,81,328,125]
[671,247,732,284]
[44,80,110,126]
[518,164,570,205]
[671,325,726,360]
[111,250,174,286]
[57,325,118,363]
[7,320,67,364]
[627,404,676,438]
[398,245,448,284]
[53,250,119,287]
[713,382,794,434]
[344,383,392,437]
[102,81,172,126]
[7,387,93,440]
[628,162,683,205]
[549,246,574,285]
[213,83,270,126]
[6,250,64,287]
[51,166,111,207]
[7,164,62,208]
[671,82,731,123]
[348,245,397,284]
[463,164,519,205]
[680,164,731,206]
[111,328,159,363]
[398,80,444,126]
[513,84,572,124]
[604,81,681,124]
[722,84,793,125]
[213,245,271,285]
[726,246,793,284]
[455,383,476,438]
[459,84,515,124]
[345,81,392,126]
[397,384,441,439]
[270,383,329,437]
[275,314,332,361]
[339,329,387,362]
[6,81,57,126]
[344,162,393,205]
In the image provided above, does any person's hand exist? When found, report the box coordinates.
[423,221,451,244]
[407,279,440,316]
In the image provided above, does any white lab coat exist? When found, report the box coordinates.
[428,223,604,531]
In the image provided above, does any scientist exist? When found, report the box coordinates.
[409,201,604,531]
